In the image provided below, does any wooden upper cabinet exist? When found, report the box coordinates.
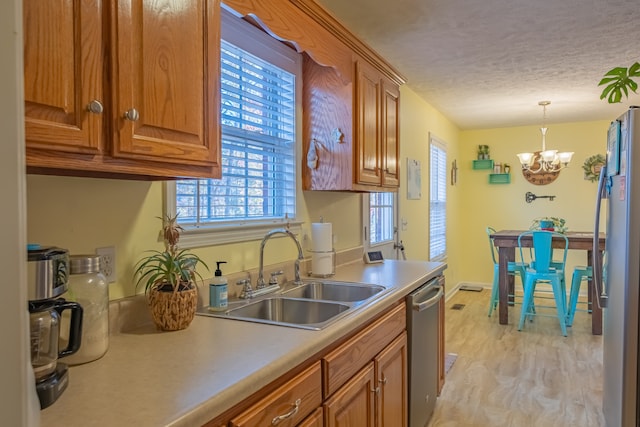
[302,56,401,192]
[221,0,405,192]
[355,59,382,186]
[23,0,104,155]
[23,0,221,180]
[112,0,219,167]
[354,59,401,190]
[381,78,400,188]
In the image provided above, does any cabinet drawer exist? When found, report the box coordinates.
[230,362,322,427]
[323,302,406,397]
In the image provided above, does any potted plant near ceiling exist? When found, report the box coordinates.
[134,214,208,331]
[599,62,640,103]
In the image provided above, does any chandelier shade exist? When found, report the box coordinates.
[517,101,573,173]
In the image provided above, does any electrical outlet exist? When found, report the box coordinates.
[96,246,116,283]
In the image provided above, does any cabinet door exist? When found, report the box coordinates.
[112,0,220,170]
[375,332,407,427]
[355,59,381,186]
[323,303,406,397]
[324,362,376,427]
[298,407,323,427]
[381,79,400,188]
[23,0,104,154]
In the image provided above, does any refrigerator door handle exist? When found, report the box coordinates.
[593,164,608,308]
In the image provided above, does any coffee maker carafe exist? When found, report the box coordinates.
[27,245,83,409]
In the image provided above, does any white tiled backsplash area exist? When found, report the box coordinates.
[108,246,364,333]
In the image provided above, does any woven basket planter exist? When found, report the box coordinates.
[147,285,198,331]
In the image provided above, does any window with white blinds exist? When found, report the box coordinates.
[175,40,296,224]
[167,10,301,246]
[429,136,447,260]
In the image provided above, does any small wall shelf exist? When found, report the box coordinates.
[489,173,511,184]
[472,159,494,170]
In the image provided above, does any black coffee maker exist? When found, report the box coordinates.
[27,245,83,409]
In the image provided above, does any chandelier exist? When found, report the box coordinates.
[516,101,574,173]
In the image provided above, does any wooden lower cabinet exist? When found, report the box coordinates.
[376,333,408,426]
[324,333,407,427]
[298,407,324,427]
[324,362,376,427]
[323,303,407,427]
[212,302,409,427]
[229,362,322,427]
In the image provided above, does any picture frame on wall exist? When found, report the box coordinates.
[407,158,421,199]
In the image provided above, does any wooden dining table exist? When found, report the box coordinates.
[490,230,606,335]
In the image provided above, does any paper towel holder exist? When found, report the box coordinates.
[307,249,336,278]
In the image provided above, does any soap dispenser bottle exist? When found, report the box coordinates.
[208,261,228,311]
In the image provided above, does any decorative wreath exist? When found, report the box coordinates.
[582,154,605,182]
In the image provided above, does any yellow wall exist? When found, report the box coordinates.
[26,175,362,299]
[458,120,610,285]
[26,86,463,300]
[25,85,611,300]
[398,86,461,287]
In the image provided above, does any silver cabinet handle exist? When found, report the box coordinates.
[124,108,140,121]
[87,100,104,114]
[379,377,387,386]
[371,386,380,394]
[271,398,300,425]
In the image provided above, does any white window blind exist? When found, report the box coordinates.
[369,192,394,245]
[175,39,296,228]
[429,137,447,260]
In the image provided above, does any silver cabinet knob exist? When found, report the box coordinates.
[124,108,140,121]
[87,100,104,114]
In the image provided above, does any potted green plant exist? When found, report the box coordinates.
[134,214,208,331]
[530,217,567,233]
[599,62,640,103]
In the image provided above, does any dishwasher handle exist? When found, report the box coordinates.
[411,284,444,312]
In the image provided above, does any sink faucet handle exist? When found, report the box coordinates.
[269,270,284,286]
[236,279,253,299]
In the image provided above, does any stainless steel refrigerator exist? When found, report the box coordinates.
[594,106,640,427]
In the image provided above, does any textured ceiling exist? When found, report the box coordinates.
[315,0,640,129]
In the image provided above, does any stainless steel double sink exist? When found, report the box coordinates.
[197,281,387,330]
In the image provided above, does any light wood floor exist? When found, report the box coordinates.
[428,288,605,427]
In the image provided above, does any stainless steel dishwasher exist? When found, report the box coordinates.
[406,275,444,427]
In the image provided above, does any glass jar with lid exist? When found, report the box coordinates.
[64,255,109,365]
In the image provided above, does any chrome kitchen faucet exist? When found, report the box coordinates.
[257,228,304,288]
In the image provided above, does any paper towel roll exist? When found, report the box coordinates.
[312,252,333,276]
[311,223,333,252]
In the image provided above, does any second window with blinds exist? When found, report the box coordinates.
[166,10,302,247]
[429,135,447,261]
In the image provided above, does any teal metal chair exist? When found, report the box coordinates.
[566,266,593,327]
[486,227,527,317]
[517,230,569,336]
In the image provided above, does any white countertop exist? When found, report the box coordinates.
[40,259,446,426]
